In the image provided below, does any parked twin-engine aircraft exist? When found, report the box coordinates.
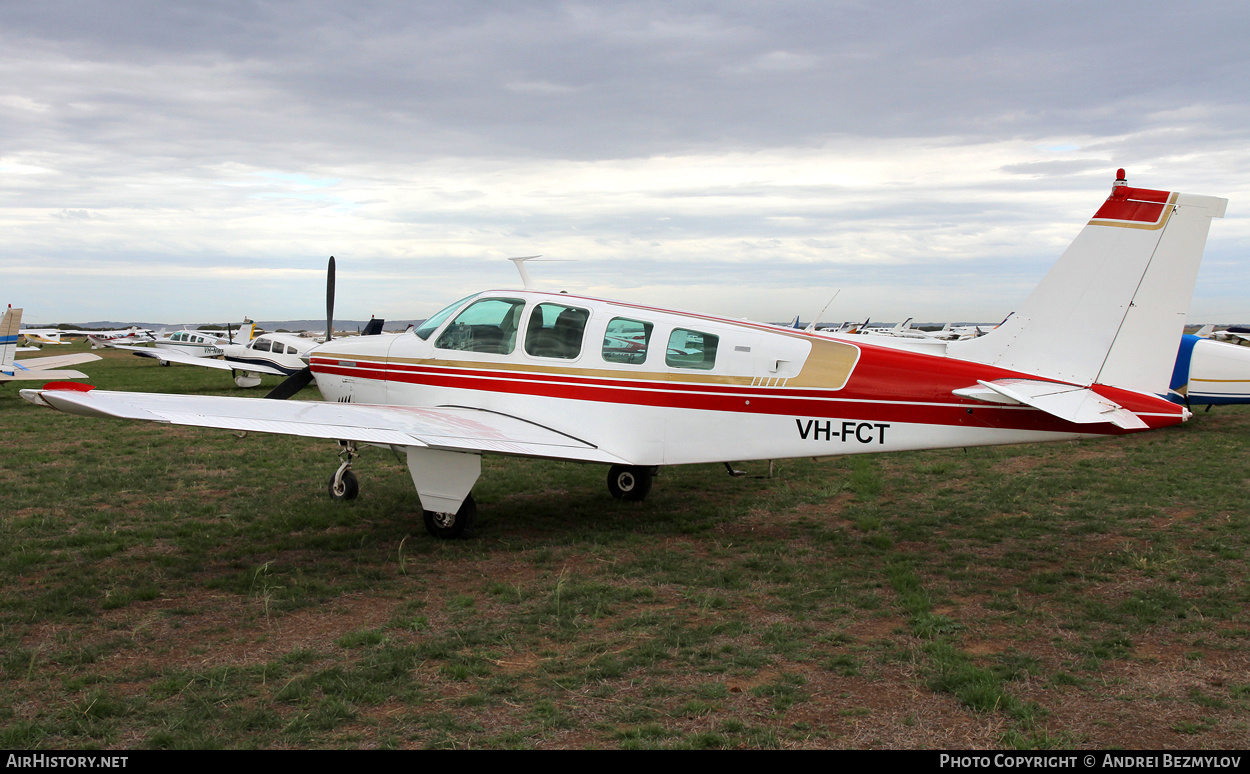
[21,172,1228,539]
[2,308,101,383]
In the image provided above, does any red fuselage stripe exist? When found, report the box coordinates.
[311,357,1184,435]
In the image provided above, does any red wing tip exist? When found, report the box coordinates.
[42,381,96,392]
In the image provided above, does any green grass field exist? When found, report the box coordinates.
[2,342,1248,748]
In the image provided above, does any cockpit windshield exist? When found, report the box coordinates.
[414,295,476,340]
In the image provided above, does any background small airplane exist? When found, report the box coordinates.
[110,322,252,359]
[1170,334,1250,406]
[120,331,319,388]
[1195,324,1250,346]
[84,327,157,349]
[2,307,101,383]
[18,329,73,346]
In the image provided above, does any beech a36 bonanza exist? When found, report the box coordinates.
[22,172,1228,539]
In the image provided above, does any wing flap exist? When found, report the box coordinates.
[20,388,628,462]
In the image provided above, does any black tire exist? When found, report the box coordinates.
[328,469,359,501]
[423,493,478,539]
[607,465,653,502]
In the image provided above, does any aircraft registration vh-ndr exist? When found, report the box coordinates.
[22,171,1228,539]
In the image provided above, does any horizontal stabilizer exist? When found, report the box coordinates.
[11,352,101,371]
[953,378,1149,430]
[3,369,90,381]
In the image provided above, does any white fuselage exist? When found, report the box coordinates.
[152,330,225,358]
[221,333,316,375]
[307,290,1184,468]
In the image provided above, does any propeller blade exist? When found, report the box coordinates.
[268,256,335,400]
[326,256,335,343]
[264,367,314,400]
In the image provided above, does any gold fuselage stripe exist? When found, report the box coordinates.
[316,336,861,390]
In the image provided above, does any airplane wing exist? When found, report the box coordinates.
[19,387,628,463]
[120,346,288,375]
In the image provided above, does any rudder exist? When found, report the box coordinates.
[950,171,1227,396]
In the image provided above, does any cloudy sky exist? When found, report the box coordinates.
[3,1,1248,326]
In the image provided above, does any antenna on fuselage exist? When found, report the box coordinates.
[508,256,543,290]
[507,255,577,290]
[805,290,840,332]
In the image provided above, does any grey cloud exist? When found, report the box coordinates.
[5,1,1249,165]
[2,1,1247,322]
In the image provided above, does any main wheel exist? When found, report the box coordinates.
[328,469,359,501]
[423,493,478,539]
[607,465,653,502]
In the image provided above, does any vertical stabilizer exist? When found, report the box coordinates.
[949,171,1227,395]
[1,307,22,374]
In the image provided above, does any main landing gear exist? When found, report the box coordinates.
[423,494,478,540]
[325,447,657,539]
[327,441,359,501]
[607,464,656,502]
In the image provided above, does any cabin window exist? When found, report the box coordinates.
[524,303,589,359]
[602,317,653,365]
[435,298,525,354]
[415,295,475,340]
[252,338,271,352]
[666,328,719,370]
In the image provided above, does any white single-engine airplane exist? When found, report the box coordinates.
[85,327,157,349]
[2,308,102,383]
[21,172,1228,539]
[118,330,316,387]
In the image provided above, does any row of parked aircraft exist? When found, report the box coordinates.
[13,170,1240,540]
